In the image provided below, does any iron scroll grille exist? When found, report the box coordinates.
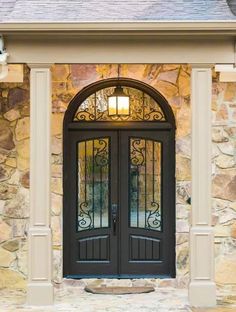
[130,138,162,231]
[73,86,166,122]
[77,138,110,232]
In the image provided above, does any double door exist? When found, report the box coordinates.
[63,129,175,278]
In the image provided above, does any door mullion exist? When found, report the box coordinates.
[117,130,121,275]
[109,131,119,274]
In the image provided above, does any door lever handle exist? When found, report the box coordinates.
[112,216,117,236]
[111,204,118,236]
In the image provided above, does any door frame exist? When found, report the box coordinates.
[63,78,176,278]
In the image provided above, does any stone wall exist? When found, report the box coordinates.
[50,64,192,287]
[212,75,236,294]
[0,65,29,289]
[0,64,235,294]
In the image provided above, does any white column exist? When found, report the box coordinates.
[27,64,54,305]
[189,66,216,307]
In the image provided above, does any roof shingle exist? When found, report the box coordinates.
[0,0,235,22]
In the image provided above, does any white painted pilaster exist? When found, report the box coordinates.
[189,67,216,307]
[27,64,54,305]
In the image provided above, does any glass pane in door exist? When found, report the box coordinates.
[77,138,109,231]
[129,138,162,231]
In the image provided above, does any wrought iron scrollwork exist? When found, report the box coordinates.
[129,138,162,231]
[144,110,165,121]
[76,111,95,121]
[75,98,96,121]
[78,138,109,232]
[146,202,161,229]
[130,139,145,166]
[143,96,165,121]
[94,139,109,167]
[78,202,93,230]
[74,87,166,122]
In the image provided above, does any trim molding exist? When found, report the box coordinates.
[5,37,234,64]
[2,21,236,35]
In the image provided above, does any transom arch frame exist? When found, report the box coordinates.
[63,77,176,129]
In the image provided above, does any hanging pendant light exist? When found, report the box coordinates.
[108,86,130,116]
[108,65,130,116]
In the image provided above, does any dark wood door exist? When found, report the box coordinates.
[119,130,175,277]
[63,130,118,276]
[63,129,175,278]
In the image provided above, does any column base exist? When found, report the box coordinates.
[189,281,216,307]
[27,282,54,306]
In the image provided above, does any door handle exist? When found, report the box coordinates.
[112,204,118,236]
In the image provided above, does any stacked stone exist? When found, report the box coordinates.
[212,74,236,294]
[0,65,29,289]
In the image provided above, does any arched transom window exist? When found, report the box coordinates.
[73,86,166,122]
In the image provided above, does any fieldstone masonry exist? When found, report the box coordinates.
[212,76,236,293]
[0,65,29,289]
[0,64,235,298]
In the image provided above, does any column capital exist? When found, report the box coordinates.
[190,64,214,69]
[28,63,53,69]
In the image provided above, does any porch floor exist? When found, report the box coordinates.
[0,281,235,312]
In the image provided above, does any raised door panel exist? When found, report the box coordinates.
[130,235,161,261]
[78,235,110,261]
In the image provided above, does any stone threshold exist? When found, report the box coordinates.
[55,277,183,289]
[53,279,236,308]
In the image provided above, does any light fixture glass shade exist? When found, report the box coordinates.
[108,86,130,116]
